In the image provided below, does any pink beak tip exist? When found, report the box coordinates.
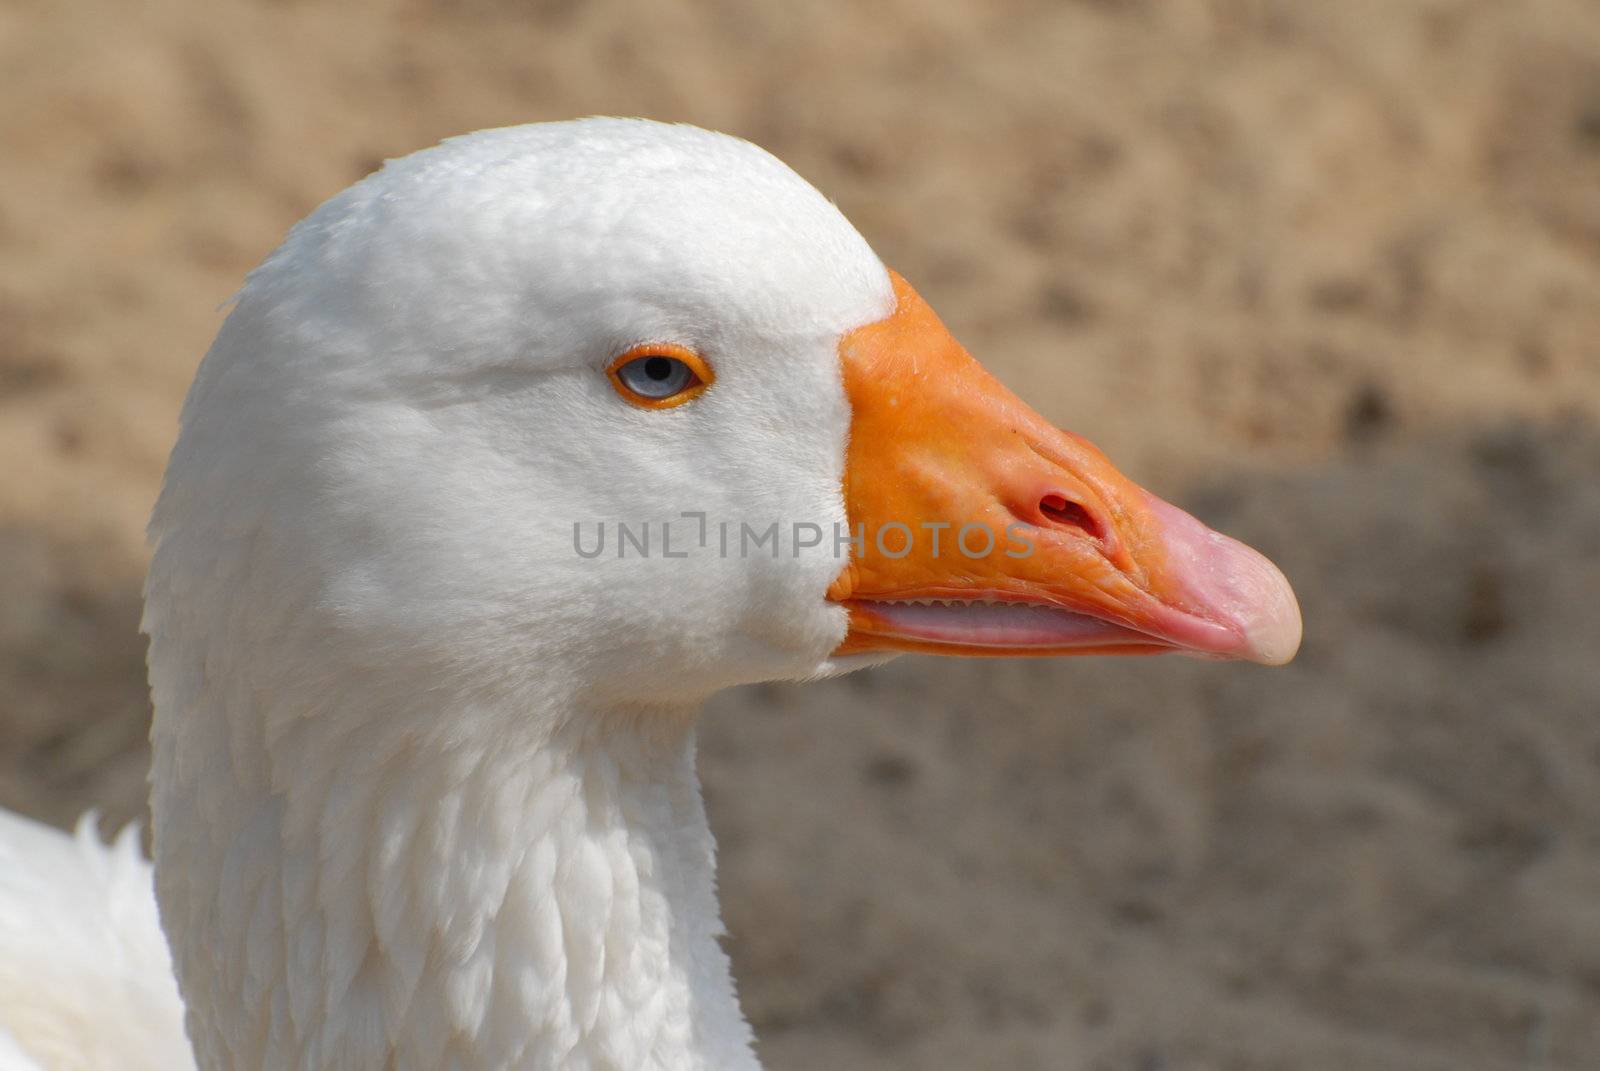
[1145,495,1304,667]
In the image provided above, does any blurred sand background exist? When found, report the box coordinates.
[3,0,1600,1067]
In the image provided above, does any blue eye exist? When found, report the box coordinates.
[607,347,712,409]
[617,355,696,398]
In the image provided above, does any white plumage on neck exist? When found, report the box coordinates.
[159,694,753,1068]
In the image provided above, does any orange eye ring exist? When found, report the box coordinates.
[605,343,714,410]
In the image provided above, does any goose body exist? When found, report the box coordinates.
[0,119,1299,1070]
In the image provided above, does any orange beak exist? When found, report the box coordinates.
[827,272,1302,666]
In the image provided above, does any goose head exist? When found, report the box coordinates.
[144,118,1299,1067]
[153,119,1296,717]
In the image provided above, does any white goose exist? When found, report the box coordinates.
[0,119,1300,1071]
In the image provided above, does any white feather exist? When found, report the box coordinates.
[0,810,192,1071]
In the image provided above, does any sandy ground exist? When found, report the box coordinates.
[3,0,1600,1067]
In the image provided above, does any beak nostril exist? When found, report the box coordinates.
[1039,493,1103,541]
